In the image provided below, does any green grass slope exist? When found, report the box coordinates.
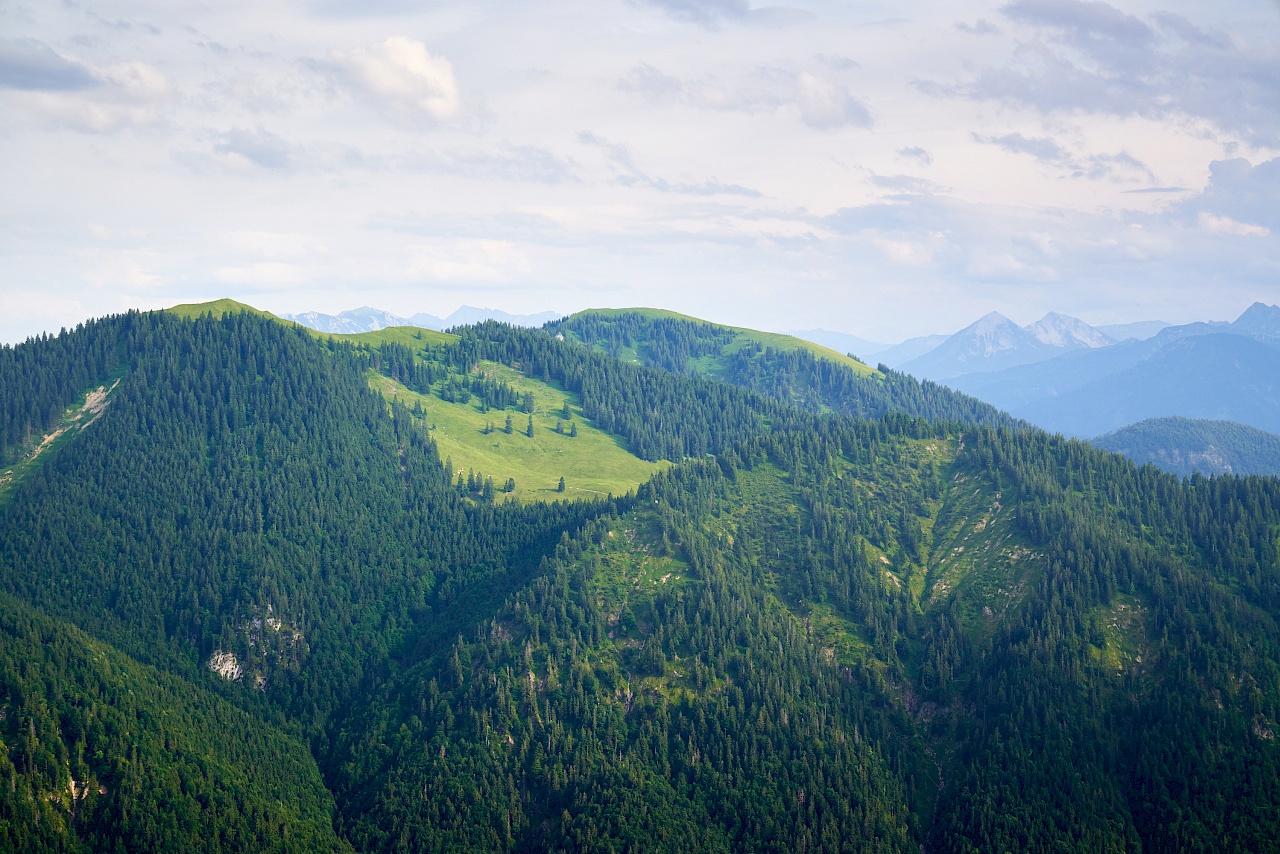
[369,360,664,501]
[165,298,288,323]
[336,325,459,349]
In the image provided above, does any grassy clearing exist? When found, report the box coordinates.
[323,325,458,348]
[369,360,664,503]
[1090,593,1149,672]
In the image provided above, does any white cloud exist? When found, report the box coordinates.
[794,72,871,129]
[409,240,533,281]
[637,0,748,25]
[1198,212,1269,237]
[2,53,171,132]
[216,262,314,287]
[618,62,871,129]
[931,1,1280,147]
[870,235,938,266]
[0,288,85,327]
[331,36,459,124]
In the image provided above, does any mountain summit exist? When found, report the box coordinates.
[899,312,1053,379]
[1026,311,1115,349]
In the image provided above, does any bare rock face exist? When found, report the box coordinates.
[207,650,243,681]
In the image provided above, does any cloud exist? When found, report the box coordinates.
[399,145,579,185]
[1198,212,1268,238]
[0,38,97,90]
[216,262,314,287]
[3,56,171,131]
[794,72,871,129]
[897,146,933,166]
[870,174,948,194]
[1122,187,1188,194]
[1186,157,1280,233]
[1001,0,1154,59]
[637,0,748,25]
[979,131,1068,162]
[1151,12,1232,50]
[617,63,685,100]
[213,128,293,170]
[956,19,1000,35]
[408,239,533,282]
[578,131,760,196]
[618,63,871,130]
[929,2,1280,147]
[975,131,1155,183]
[331,36,459,124]
[0,40,170,131]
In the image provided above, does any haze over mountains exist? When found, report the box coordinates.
[283,305,562,334]
[792,303,1280,442]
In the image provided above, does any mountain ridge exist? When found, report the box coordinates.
[1093,416,1280,477]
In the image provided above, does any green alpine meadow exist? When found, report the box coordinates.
[2,302,1279,853]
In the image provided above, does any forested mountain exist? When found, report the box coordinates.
[1094,417,1280,477]
[1,302,1278,852]
[548,308,1019,429]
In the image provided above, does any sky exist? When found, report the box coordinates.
[1,0,1279,345]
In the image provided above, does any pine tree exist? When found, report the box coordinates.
[526,415,534,438]
[557,476,566,493]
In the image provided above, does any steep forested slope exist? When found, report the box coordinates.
[0,594,348,854]
[0,304,1278,852]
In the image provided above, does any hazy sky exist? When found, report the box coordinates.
[2,0,1278,344]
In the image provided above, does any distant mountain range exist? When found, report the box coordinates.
[948,302,1280,436]
[1094,417,1280,477]
[791,316,1170,372]
[282,305,562,333]
[895,311,1117,380]
[793,303,1280,439]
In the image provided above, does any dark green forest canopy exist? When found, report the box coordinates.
[0,304,1278,852]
